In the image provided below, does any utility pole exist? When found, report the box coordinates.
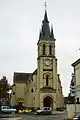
[74,69,76,116]
[74,91,76,116]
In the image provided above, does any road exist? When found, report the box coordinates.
[20,114,66,120]
[0,111,68,120]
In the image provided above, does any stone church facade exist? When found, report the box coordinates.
[11,10,64,110]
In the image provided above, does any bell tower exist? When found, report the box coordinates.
[36,7,58,109]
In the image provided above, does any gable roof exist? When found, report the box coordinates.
[13,72,32,83]
[13,69,37,83]
[32,69,37,75]
[72,58,80,67]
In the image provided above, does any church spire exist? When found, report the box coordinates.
[39,9,50,40]
[39,30,41,40]
[39,2,55,40]
[38,2,50,39]
[43,9,49,23]
[50,25,54,39]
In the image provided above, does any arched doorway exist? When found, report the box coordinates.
[43,96,53,108]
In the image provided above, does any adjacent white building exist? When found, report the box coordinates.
[72,58,80,103]
[67,58,80,119]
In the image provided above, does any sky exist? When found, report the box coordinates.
[0,0,80,97]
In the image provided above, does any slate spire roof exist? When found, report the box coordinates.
[43,9,49,23]
[39,10,50,39]
[50,25,54,39]
[39,10,55,40]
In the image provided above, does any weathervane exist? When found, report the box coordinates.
[44,1,47,10]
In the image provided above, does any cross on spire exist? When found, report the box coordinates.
[44,1,47,10]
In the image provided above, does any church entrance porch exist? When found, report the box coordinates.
[43,96,53,108]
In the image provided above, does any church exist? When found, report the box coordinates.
[11,8,64,110]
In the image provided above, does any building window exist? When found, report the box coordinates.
[34,97,35,100]
[46,75,49,86]
[77,97,79,103]
[43,44,45,55]
[29,80,31,84]
[31,89,33,92]
[32,78,33,81]
[13,92,15,95]
[43,31,45,36]
[13,84,15,86]
[49,45,52,55]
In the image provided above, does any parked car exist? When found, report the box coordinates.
[1,106,16,113]
[73,114,80,120]
[35,107,52,115]
[12,105,21,113]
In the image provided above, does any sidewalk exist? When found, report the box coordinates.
[0,114,21,119]
[52,110,68,119]
[0,118,21,120]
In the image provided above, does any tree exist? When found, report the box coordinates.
[68,93,75,104]
[0,76,11,105]
[68,73,76,104]
[70,73,76,97]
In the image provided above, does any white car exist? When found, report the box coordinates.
[36,107,52,115]
[73,114,80,120]
[1,106,16,113]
